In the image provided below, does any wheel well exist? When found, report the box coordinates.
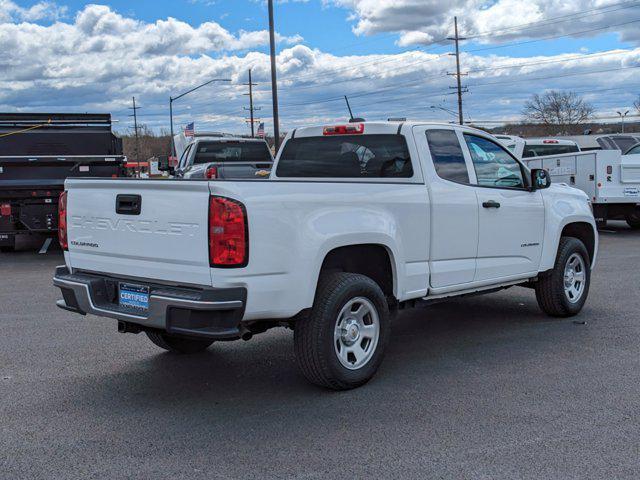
[320,244,395,298]
[561,222,595,263]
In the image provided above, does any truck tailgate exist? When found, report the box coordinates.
[65,179,212,286]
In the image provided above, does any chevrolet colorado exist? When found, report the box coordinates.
[53,122,597,390]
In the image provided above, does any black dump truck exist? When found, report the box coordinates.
[0,113,125,252]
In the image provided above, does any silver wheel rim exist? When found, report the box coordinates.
[334,297,380,370]
[563,253,587,304]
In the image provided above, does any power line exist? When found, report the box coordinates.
[464,18,640,54]
[464,0,640,40]
[282,2,639,86]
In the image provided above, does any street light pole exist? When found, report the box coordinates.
[617,110,629,133]
[169,78,232,157]
[268,0,281,151]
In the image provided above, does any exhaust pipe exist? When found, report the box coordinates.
[118,321,141,334]
[240,327,253,341]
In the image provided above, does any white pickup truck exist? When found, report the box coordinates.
[53,122,597,390]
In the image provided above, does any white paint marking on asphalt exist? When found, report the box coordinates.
[38,237,52,254]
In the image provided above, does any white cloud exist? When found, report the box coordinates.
[0,2,637,135]
[0,0,67,23]
[326,0,640,47]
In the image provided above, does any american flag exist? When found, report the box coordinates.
[257,122,265,138]
[184,122,195,137]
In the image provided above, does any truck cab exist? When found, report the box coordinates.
[174,136,273,180]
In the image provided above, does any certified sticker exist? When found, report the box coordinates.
[624,187,640,197]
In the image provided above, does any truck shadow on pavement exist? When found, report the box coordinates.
[61,287,603,422]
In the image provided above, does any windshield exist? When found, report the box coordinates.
[609,137,640,152]
[193,141,272,165]
[522,143,579,158]
[625,144,640,155]
[277,134,413,178]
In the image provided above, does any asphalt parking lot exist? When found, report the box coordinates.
[1,225,640,480]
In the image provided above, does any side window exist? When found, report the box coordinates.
[463,134,525,189]
[179,144,192,169]
[425,129,470,184]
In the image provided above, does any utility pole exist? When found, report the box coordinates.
[243,69,261,137]
[268,0,281,150]
[447,17,467,125]
[129,96,142,178]
[344,96,354,121]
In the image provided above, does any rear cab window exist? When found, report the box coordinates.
[425,129,470,184]
[276,134,413,178]
[194,141,272,165]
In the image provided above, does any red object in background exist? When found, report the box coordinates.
[205,166,218,179]
[169,156,178,167]
[0,203,11,217]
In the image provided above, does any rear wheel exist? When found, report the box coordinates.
[535,237,591,317]
[626,208,640,229]
[294,272,390,390]
[146,332,214,354]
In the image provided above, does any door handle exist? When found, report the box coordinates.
[116,194,142,215]
[482,200,501,209]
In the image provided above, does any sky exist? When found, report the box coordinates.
[1,0,640,136]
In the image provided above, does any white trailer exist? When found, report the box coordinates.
[523,150,640,228]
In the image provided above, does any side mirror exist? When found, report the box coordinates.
[531,168,551,190]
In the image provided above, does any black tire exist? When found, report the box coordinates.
[626,208,640,229]
[146,331,214,354]
[535,237,591,317]
[294,272,390,390]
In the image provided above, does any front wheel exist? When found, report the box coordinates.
[294,272,390,390]
[535,237,591,317]
[146,332,214,354]
[626,208,640,229]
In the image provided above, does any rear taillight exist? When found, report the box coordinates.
[0,203,10,217]
[58,191,68,251]
[323,123,365,136]
[205,166,218,179]
[208,196,248,267]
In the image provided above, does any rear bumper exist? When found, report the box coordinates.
[53,266,247,340]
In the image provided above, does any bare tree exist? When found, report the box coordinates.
[634,95,640,114]
[523,90,594,125]
[121,124,171,160]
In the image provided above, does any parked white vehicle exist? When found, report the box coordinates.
[494,135,580,159]
[54,121,597,390]
[557,134,640,152]
[523,149,640,228]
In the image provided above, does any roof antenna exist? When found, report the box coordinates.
[344,95,354,121]
[344,95,365,123]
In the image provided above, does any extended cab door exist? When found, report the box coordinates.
[416,126,479,289]
[461,134,545,281]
